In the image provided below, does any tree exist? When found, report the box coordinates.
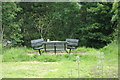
[76,2,114,48]
[2,2,22,45]
[111,2,120,42]
[2,2,118,48]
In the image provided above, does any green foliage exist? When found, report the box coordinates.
[111,2,119,22]
[33,54,59,62]
[2,2,23,46]
[2,44,118,78]
[3,42,118,62]
[3,41,118,62]
[111,2,120,41]
[100,41,118,55]
[77,2,114,48]
[3,47,98,62]
[2,47,32,62]
[3,60,118,78]
[74,47,97,51]
[2,2,118,48]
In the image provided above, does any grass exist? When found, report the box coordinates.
[1,42,118,78]
[2,46,98,62]
[2,60,117,78]
[0,44,2,79]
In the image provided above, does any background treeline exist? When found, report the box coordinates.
[2,2,120,48]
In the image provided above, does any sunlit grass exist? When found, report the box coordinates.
[2,60,118,78]
[2,42,118,78]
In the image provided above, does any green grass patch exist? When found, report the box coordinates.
[2,42,118,63]
[100,41,118,55]
[2,42,118,78]
[2,61,118,78]
[100,41,118,65]
[3,48,97,62]
[2,47,34,62]
[74,47,97,52]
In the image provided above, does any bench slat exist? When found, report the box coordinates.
[66,39,79,43]
[31,39,44,43]
[45,48,65,51]
[31,39,44,47]
[66,39,79,46]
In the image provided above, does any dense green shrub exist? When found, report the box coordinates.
[100,41,118,55]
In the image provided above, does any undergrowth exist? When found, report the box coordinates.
[100,41,118,55]
[2,41,118,62]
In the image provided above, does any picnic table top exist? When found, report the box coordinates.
[42,41,67,44]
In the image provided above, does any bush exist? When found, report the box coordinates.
[100,41,118,55]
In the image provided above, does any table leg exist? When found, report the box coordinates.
[64,43,68,53]
[44,44,46,52]
[38,49,41,55]
[69,49,72,53]
[54,43,56,54]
